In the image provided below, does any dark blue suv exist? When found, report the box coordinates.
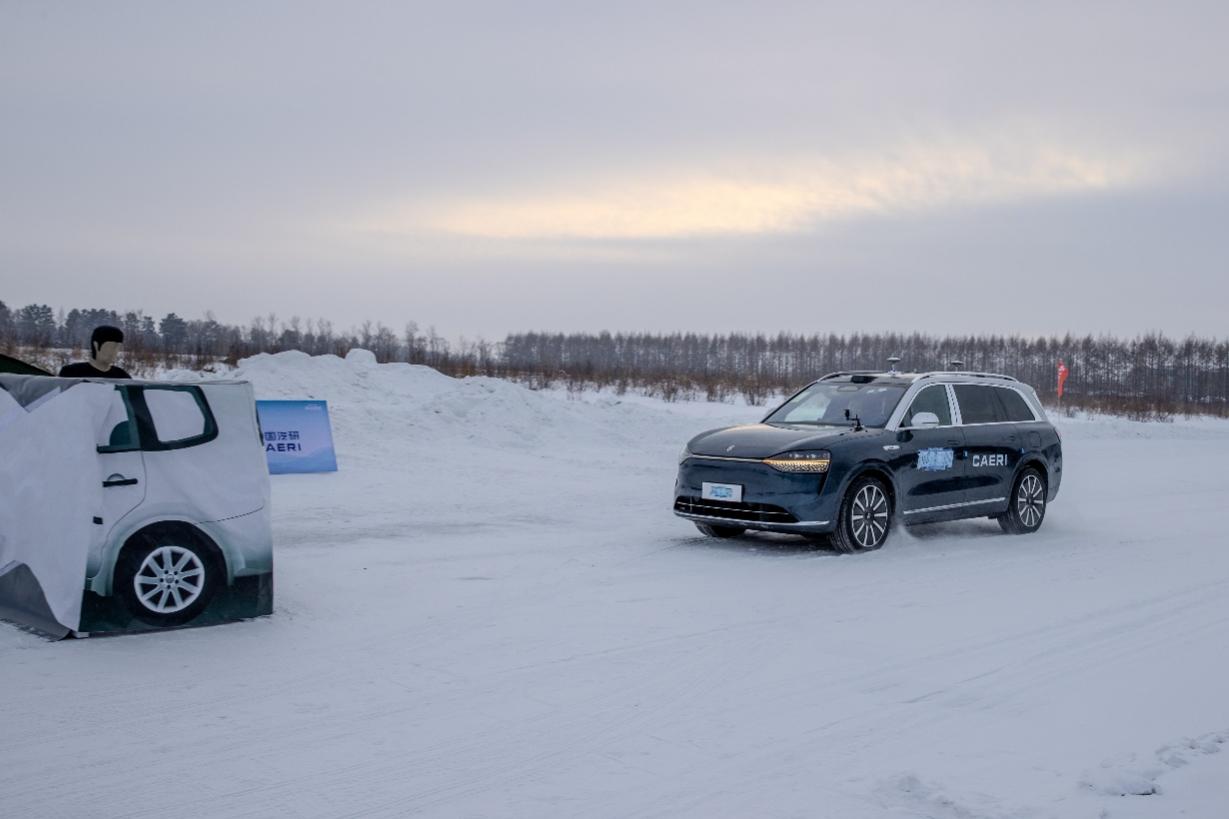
[674,369,1062,553]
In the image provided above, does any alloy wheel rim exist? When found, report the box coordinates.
[851,484,889,548]
[134,545,205,614]
[1017,474,1045,528]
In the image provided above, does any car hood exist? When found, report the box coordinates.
[687,423,852,459]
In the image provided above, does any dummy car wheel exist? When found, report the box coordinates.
[831,476,892,554]
[115,526,221,626]
[998,468,1047,535]
[694,522,746,538]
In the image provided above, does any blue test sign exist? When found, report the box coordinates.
[255,400,339,474]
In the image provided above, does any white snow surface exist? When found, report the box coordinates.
[3,351,1229,818]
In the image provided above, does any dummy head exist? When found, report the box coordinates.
[91,325,125,367]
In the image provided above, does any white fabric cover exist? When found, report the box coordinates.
[0,383,113,632]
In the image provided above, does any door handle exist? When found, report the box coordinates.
[103,475,138,488]
[944,439,961,446]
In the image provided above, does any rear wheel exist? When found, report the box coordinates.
[694,522,746,538]
[831,477,892,554]
[998,468,1047,534]
[115,525,221,626]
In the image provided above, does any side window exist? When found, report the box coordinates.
[144,388,209,446]
[97,388,138,451]
[953,385,1004,424]
[996,388,1036,422]
[903,385,952,426]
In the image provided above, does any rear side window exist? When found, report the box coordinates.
[996,388,1037,422]
[135,386,217,449]
[903,385,952,426]
[145,388,208,444]
[953,385,1004,424]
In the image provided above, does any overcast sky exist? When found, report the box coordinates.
[2,1,1226,341]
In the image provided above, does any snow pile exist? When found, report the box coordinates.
[343,348,378,367]
[172,350,739,458]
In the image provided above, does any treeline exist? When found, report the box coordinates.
[0,301,488,375]
[503,331,1229,419]
[3,300,1227,419]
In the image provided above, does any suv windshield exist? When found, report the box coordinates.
[765,382,908,428]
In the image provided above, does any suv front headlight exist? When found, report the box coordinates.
[763,449,831,473]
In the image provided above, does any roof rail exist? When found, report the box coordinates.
[917,371,1019,382]
[818,370,1019,383]
[818,370,884,381]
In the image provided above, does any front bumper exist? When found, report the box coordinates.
[674,456,840,534]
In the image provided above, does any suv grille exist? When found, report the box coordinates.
[674,496,799,524]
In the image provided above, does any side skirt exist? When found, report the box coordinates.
[901,497,1008,524]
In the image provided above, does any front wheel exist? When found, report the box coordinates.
[115,526,221,626]
[998,468,1047,534]
[694,522,746,538]
[831,476,892,554]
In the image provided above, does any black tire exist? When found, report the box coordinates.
[115,525,221,627]
[998,467,1047,535]
[694,522,746,538]
[831,476,892,554]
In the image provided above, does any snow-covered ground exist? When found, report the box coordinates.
[3,352,1228,818]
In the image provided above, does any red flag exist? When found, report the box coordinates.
[1057,360,1070,399]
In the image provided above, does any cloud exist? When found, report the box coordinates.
[428,178,817,240]
[353,135,1158,242]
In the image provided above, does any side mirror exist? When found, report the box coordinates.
[909,412,941,429]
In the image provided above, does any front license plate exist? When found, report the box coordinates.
[701,482,743,503]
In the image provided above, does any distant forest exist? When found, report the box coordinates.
[3,299,1227,419]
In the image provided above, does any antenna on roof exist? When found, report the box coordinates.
[887,356,901,375]
[949,360,965,371]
